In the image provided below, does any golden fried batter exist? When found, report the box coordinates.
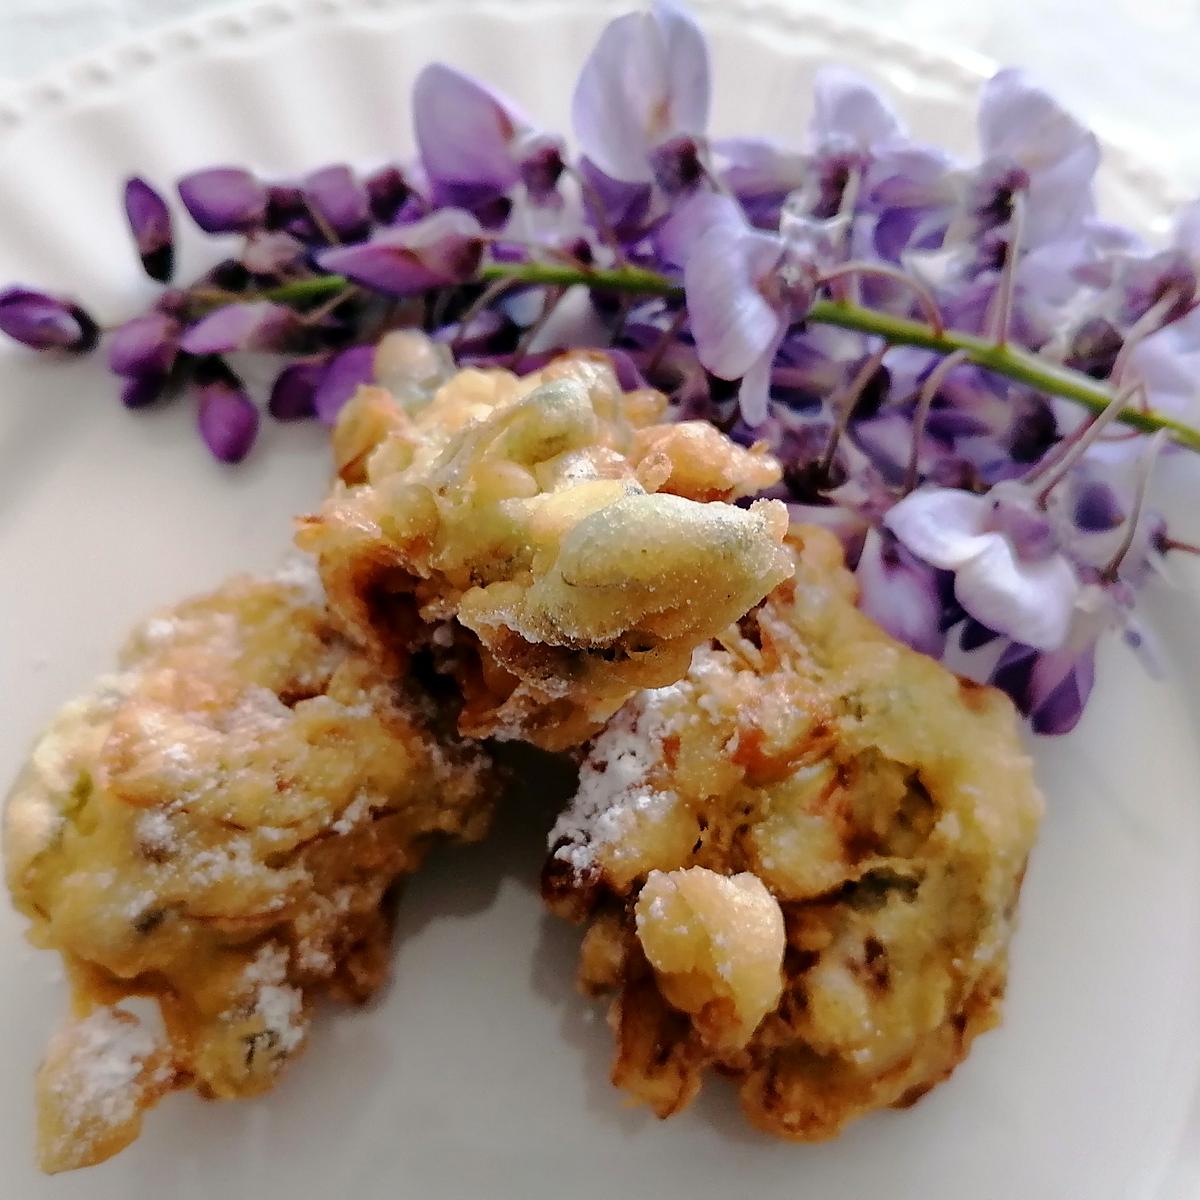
[4,564,496,1172]
[298,333,791,750]
[543,527,1043,1138]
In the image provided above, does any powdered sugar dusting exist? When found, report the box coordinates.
[269,554,325,606]
[242,944,305,1053]
[41,1008,165,1161]
[549,684,682,873]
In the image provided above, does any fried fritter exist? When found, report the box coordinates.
[4,564,496,1172]
[543,526,1044,1138]
[298,333,790,750]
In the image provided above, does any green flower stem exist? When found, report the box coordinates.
[260,261,1200,452]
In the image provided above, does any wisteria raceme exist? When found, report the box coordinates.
[1,0,1198,735]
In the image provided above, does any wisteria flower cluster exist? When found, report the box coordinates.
[3,0,1199,736]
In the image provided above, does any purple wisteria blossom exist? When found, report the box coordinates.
[123,177,174,283]
[316,209,484,296]
[572,0,710,186]
[0,287,97,352]
[0,0,1195,737]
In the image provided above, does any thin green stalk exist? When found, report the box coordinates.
[257,261,1200,453]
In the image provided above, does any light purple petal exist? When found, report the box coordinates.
[242,231,306,275]
[180,302,299,355]
[177,167,268,234]
[301,164,371,242]
[685,222,785,379]
[736,334,782,428]
[810,65,902,150]
[855,527,946,657]
[414,64,525,196]
[108,311,180,377]
[315,208,485,297]
[572,1,710,184]
[196,373,259,463]
[313,344,375,426]
[653,0,711,138]
[977,69,1099,244]
[954,535,1079,650]
[0,287,96,352]
[654,190,745,269]
[884,487,989,567]
[123,177,174,282]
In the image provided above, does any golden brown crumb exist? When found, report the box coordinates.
[543,526,1043,1138]
[298,336,791,750]
[4,561,496,1172]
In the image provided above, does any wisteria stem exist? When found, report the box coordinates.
[258,262,1200,453]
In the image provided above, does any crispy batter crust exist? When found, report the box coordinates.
[298,335,791,750]
[4,564,496,1172]
[543,526,1044,1139]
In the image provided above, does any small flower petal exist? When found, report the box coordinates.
[685,222,785,380]
[108,311,180,378]
[313,344,375,425]
[0,287,97,352]
[365,165,416,224]
[855,527,947,657]
[268,360,325,421]
[315,209,485,297]
[180,301,300,355]
[195,366,259,463]
[884,487,990,568]
[119,374,169,409]
[953,533,1079,650]
[414,63,527,201]
[572,0,710,183]
[241,231,307,276]
[810,65,903,150]
[178,166,268,234]
[123,177,174,282]
[301,164,372,242]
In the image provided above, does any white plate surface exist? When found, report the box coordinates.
[0,3,1198,1197]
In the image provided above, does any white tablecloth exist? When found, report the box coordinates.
[1,0,1199,191]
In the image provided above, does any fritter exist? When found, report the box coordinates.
[4,563,496,1172]
[298,332,790,750]
[543,526,1044,1139]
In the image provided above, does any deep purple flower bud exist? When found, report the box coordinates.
[180,301,300,356]
[315,209,485,298]
[178,167,268,234]
[1073,480,1124,532]
[108,311,181,378]
[1007,400,1058,464]
[283,214,321,243]
[0,287,97,352]
[1065,316,1122,380]
[649,135,705,195]
[365,165,414,224]
[268,359,325,421]
[313,344,375,426]
[241,231,306,276]
[301,164,372,243]
[203,259,252,293]
[265,183,306,230]
[194,363,259,463]
[518,137,566,201]
[123,177,174,283]
[120,373,168,409]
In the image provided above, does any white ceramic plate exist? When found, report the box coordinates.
[1,2,1198,1197]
